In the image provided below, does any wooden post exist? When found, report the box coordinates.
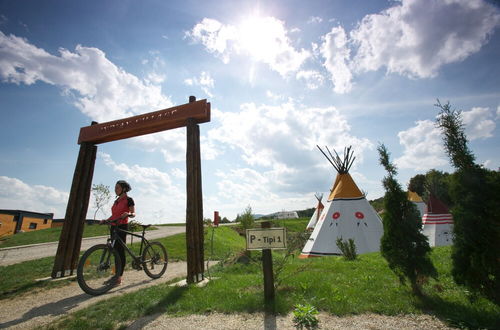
[186,96,204,284]
[52,133,97,278]
[262,221,275,302]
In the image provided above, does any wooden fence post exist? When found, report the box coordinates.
[186,96,205,284]
[262,221,275,302]
[52,131,97,278]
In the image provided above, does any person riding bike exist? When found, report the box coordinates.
[101,180,135,285]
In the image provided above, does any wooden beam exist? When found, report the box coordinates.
[52,141,97,278]
[78,99,210,144]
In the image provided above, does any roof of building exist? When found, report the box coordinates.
[0,209,54,219]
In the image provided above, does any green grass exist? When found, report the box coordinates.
[46,245,500,330]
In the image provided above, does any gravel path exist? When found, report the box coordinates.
[133,312,455,329]
[0,261,188,329]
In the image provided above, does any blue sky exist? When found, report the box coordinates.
[1,0,499,223]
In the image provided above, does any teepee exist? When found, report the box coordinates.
[299,146,384,258]
[408,191,426,217]
[306,193,324,230]
[422,194,454,246]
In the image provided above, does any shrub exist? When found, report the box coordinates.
[292,303,319,329]
[335,237,357,261]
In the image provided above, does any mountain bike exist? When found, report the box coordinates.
[77,219,168,296]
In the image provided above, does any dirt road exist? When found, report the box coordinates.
[0,261,189,329]
[0,226,185,266]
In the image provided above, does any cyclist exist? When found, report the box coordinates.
[102,180,135,285]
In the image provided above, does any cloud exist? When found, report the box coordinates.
[396,120,448,170]
[0,176,69,217]
[350,0,500,78]
[308,16,323,24]
[98,152,186,222]
[184,71,215,97]
[207,100,373,192]
[0,31,173,122]
[320,26,353,93]
[496,105,500,119]
[296,70,324,89]
[462,107,496,140]
[186,16,310,76]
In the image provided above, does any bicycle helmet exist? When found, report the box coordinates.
[116,180,132,193]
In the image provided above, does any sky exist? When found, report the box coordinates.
[0,0,499,223]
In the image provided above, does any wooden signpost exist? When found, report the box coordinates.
[246,222,287,302]
[52,97,210,284]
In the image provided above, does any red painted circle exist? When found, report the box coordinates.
[355,212,364,219]
[332,212,340,219]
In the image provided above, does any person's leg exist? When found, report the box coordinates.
[115,224,128,282]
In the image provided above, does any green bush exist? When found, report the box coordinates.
[336,237,357,261]
[292,303,319,329]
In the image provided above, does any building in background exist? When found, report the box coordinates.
[0,210,54,237]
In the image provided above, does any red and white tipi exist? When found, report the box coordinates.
[422,194,454,246]
[306,193,324,230]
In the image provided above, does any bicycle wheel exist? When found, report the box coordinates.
[77,244,122,296]
[142,241,168,279]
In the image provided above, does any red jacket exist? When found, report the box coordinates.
[111,196,135,225]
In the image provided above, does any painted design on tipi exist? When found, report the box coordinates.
[306,193,324,230]
[422,194,454,246]
[408,191,426,217]
[299,146,384,258]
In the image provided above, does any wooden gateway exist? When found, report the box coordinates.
[52,96,210,284]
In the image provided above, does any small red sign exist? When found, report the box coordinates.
[355,212,364,219]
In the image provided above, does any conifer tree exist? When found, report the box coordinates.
[377,144,437,296]
[435,100,500,305]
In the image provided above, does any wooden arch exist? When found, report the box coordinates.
[52,96,210,284]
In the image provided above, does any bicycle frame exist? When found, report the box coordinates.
[107,225,153,265]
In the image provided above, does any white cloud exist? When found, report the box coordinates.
[266,90,286,101]
[98,152,186,222]
[207,100,373,175]
[462,107,496,140]
[187,16,310,76]
[396,120,448,170]
[0,176,69,217]
[184,71,215,97]
[308,16,323,24]
[296,70,324,89]
[320,26,353,93]
[0,31,173,122]
[350,0,500,78]
[496,105,500,119]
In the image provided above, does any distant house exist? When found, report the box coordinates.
[51,219,101,228]
[274,211,299,219]
[0,210,54,237]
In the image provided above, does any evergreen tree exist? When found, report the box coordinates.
[436,100,500,305]
[408,174,426,197]
[377,144,437,296]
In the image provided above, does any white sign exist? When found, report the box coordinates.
[246,228,287,250]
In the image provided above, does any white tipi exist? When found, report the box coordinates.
[300,146,384,258]
[306,193,324,230]
[422,194,454,246]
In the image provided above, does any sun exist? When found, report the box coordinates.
[236,15,284,62]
